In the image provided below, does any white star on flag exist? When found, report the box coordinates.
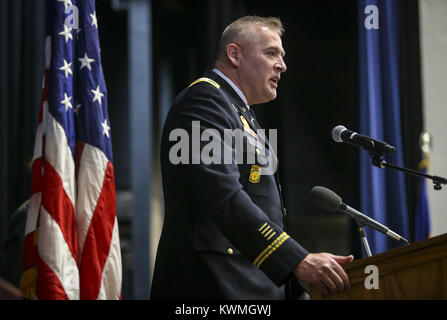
[58,24,73,43]
[90,11,98,29]
[59,59,73,78]
[78,52,95,71]
[91,85,104,105]
[61,93,73,111]
[102,119,111,138]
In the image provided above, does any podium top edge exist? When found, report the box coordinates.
[344,233,447,270]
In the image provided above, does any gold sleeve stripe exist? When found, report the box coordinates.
[253,232,290,268]
[264,229,274,238]
[261,226,271,235]
[258,222,268,232]
[266,231,276,241]
[188,77,221,90]
[256,234,290,268]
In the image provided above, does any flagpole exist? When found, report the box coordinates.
[128,0,152,300]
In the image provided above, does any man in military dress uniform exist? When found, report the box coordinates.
[151,16,353,299]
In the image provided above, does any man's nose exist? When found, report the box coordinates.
[275,57,287,73]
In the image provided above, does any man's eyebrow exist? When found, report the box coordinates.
[265,46,286,57]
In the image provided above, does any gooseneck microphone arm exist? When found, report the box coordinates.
[332,125,447,191]
[371,155,447,191]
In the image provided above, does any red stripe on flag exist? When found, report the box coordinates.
[30,157,44,196]
[79,161,117,299]
[37,256,69,300]
[41,161,78,262]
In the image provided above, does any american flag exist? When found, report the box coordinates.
[20,0,122,300]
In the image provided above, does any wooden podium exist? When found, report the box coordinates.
[310,233,447,299]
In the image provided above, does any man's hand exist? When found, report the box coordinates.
[294,253,354,296]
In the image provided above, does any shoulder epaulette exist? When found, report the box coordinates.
[188,77,221,90]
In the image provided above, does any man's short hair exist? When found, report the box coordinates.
[215,16,284,63]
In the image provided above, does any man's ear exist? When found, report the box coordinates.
[226,43,240,67]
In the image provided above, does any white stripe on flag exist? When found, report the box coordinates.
[97,217,122,300]
[44,108,76,206]
[76,144,108,257]
[25,192,42,236]
[38,207,80,300]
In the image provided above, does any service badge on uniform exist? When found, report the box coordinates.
[249,165,261,183]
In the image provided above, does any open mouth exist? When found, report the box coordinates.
[269,78,278,88]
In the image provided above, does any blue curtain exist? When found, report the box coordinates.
[358,0,409,255]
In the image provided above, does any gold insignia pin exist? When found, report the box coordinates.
[249,165,261,183]
[240,115,250,129]
[240,115,258,139]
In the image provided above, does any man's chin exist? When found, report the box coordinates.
[267,90,277,101]
[251,91,277,105]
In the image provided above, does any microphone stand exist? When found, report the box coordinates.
[370,154,447,191]
[355,219,372,257]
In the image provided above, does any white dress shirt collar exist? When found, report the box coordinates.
[212,68,250,109]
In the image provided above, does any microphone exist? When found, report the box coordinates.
[331,125,395,155]
[310,186,409,245]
